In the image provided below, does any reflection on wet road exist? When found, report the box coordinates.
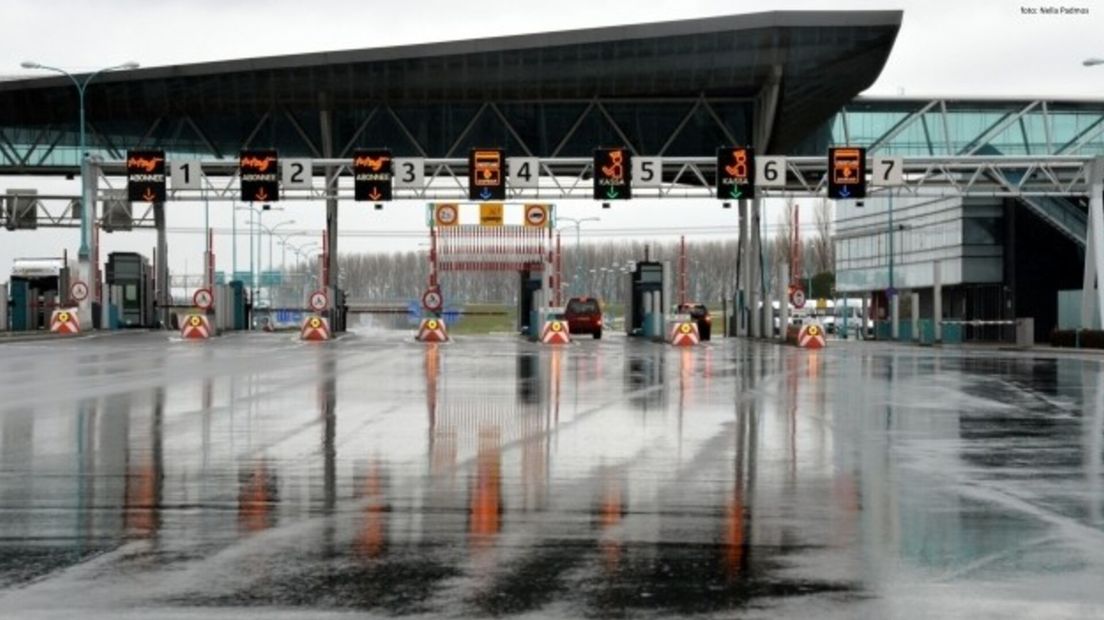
[2,332,1104,618]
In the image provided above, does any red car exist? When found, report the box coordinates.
[565,297,603,339]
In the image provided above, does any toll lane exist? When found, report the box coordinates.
[1,333,1104,618]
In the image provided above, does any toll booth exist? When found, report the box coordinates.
[105,252,155,328]
[229,281,247,330]
[626,261,668,337]
[9,258,71,331]
[330,287,348,333]
[517,266,543,336]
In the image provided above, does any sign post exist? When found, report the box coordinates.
[828,147,867,200]
[126,150,166,203]
[593,148,632,200]
[240,150,280,202]
[354,149,393,201]
[716,146,755,200]
[309,290,329,312]
[193,288,214,311]
[469,148,505,201]
[69,280,89,303]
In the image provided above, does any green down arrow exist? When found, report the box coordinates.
[606,186,620,199]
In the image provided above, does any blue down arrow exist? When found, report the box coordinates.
[480,187,493,200]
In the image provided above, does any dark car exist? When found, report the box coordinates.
[565,297,603,339]
[678,302,712,341]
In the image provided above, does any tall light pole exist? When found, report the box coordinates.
[20,60,139,261]
[558,216,600,295]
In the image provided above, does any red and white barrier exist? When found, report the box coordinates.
[668,321,700,347]
[181,314,212,339]
[540,319,571,345]
[416,318,449,343]
[796,322,827,349]
[301,315,331,341]
[49,308,81,334]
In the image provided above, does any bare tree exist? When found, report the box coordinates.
[811,198,834,274]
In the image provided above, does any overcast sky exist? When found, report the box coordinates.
[1,0,1102,279]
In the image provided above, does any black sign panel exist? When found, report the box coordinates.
[127,149,166,203]
[828,147,866,199]
[240,149,279,202]
[593,147,632,200]
[716,146,754,200]
[353,149,392,201]
[469,148,506,201]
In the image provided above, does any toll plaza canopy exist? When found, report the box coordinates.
[0,10,902,172]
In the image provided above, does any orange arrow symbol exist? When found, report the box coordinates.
[368,187,382,201]
[142,187,156,202]
[255,187,269,201]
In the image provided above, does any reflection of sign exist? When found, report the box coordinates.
[480,203,504,227]
[434,204,459,227]
[127,149,166,202]
[524,204,548,228]
[69,280,89,302]
[828,147,866,199]
[593,148,632,200]
[354,149,392,201]
[309,290,329,311]
[469,149,505,201]
[716,146,754,199]
[193,288,213,310]
[422,289,443,312]
[240,149,280,202]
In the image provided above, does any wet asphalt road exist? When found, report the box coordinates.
[2,329,1104,618]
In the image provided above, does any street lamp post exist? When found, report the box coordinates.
[557,216,600,295]
[20,60,138,261]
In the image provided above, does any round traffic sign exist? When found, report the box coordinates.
[189,315,202,327]
[193,288,214,310]
[426,319,439,331]
[58,311,70,323]
[806,324,820,337]
[680,322,692,334]
[435,204,458,227]
[790,288,806,309]
[309,316,322,329]
[69,280,89,302]
[525,204,548,227]
[309,290,329,311]
[422,289,443,312]
[550,321,562,332]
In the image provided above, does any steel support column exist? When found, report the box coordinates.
[320,97,338,313]
[738,199,748,336]
[153,201,169,328]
